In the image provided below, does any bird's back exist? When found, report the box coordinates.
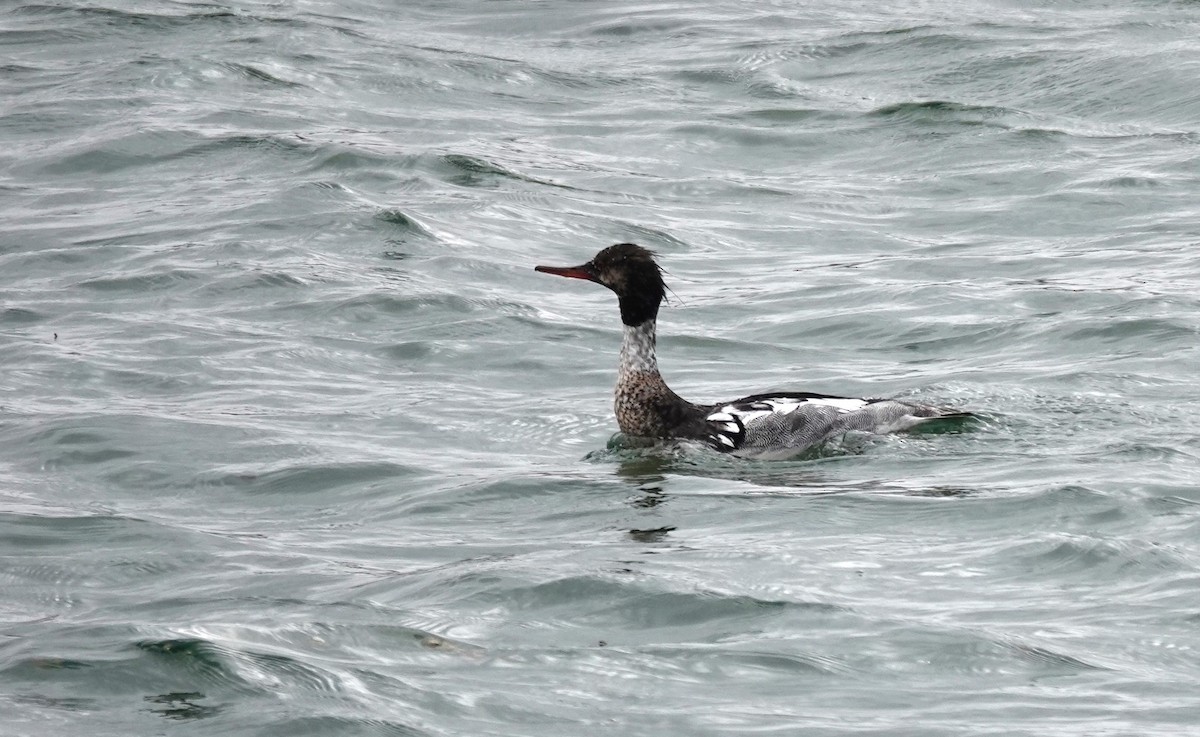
[704,392,958,456]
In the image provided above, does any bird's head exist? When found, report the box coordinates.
[536,243,667,326]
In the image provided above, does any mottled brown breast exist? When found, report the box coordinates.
[614,370,706,439]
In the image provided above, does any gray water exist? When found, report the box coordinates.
[3,1,1200,735]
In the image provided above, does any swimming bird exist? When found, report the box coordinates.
[536,243,966,458]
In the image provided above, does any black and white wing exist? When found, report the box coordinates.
[703,392,951,454]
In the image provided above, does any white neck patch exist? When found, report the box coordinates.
[619,320,658,375]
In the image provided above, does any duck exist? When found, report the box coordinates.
[536,243,967,458]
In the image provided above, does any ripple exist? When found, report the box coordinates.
[256,716,432,737]
[144,691,223,722]
[219,62,307,89]
[373,208,435,238]
[869,100,1020,126]
[638,644,846,677]
[1004,533,1191,579]
[483,574,838,637]
[1063,317,1197,345]
[200,461,412,496]
[0,307,45,325]
[76,268,203,293]
[432,153,561,189]
[136,637,255,687]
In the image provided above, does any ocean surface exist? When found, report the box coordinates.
[3,1,1200,735]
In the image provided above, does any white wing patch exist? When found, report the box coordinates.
[795,397,869,413]
[706,412,742,435]
[700,396,873,453]
[703,411,744,451]
[703,395,871,452]
[718,396,868,417]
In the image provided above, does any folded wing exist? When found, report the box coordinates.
[704,391,953,454]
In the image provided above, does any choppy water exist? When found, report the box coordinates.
[4,1,1200,734]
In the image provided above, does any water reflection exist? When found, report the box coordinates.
[145,692,220,721]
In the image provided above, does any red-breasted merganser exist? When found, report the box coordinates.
[536,243,967,458]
